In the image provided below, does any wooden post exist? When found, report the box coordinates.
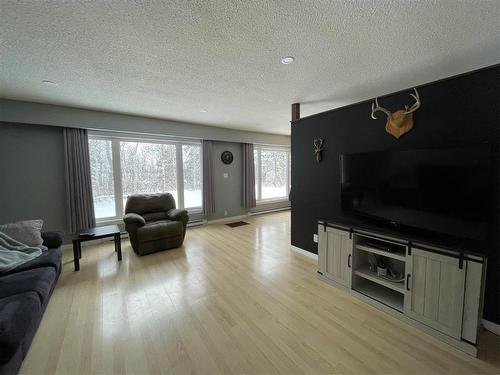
[291,103,300,121]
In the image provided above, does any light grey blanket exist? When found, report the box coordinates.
[0,231,42,273]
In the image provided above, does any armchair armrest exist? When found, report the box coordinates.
[167,208,189,222]
[41,231,63,249]
[123,213,146,226]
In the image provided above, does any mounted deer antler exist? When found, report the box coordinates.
[313,138,324,162]
[371,88,421,139]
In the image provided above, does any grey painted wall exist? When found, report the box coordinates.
[209,142,247,220]
[0,122,289,242]
[0,99,290,145]
[0,122,68,234]
[0,99,290,225]
[208,141,290,220]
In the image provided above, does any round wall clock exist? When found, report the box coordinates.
[221,151,234,165]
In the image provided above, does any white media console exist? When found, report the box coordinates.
[317,220,487,356]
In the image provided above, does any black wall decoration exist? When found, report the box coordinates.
[221,150,234,165]
[291,65,499,324]
[313,138,324,162]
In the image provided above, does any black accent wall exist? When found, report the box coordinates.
[291,65,499,324]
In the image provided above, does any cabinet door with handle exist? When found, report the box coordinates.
[404,248,465,339]
[318,226,353,288]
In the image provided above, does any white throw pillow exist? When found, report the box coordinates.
[0,219,44,248]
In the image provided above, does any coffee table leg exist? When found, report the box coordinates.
[115,233,122,261]
[73,241,80,271]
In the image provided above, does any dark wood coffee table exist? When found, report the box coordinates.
[72,225,122,271]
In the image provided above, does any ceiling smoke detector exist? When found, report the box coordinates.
[281,56,295,65]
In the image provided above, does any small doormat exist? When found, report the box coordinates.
[225,221,249,228]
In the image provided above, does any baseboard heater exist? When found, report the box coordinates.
[248,206,290,216]
[187,219,207,227]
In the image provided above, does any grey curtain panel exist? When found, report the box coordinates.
[202,140,215,216]
[63,127,96,233]
[242,143,256,209]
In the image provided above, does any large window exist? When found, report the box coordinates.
[89,139,116,218]
[182,144,202,208]
[254,145,291,202]
[89,134,202,221]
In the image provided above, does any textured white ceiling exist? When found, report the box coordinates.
[1,1,499,135]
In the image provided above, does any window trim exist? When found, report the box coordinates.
[253,144,291,204]
[89,132,203,222]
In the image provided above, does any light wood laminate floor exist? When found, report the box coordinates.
[21,212,499,374]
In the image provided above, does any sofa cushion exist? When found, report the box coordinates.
[3,248,62,276]
[0,220,44,248]
[0,267,56,304]
[41,231,63,249]
[0,292,41,365]
[142,211,169,222]
[137,220,183,242]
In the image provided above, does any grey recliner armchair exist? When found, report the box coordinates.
[123,193,189,255]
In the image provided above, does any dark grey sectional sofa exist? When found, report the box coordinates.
[0,232,62,375]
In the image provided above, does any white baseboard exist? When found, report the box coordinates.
[482,319,500,336]
[207,214,249,225]
[290,245,318,260]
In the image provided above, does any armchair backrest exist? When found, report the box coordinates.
[125,193,176,220]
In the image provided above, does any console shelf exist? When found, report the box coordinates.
[353,279,404,312]
[353,265,405,293]
[355,244,406,262]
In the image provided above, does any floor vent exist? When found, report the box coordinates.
[225,221,249,228]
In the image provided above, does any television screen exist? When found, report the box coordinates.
[340,145,492,241]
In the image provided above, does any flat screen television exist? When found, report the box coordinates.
[340,145,492,242]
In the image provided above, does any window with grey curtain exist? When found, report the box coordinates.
[202,140,215,216]
[242,143,256,209]
[63,127,96,233]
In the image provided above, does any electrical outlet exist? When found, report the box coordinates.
[313,234,318,243]
[224,210,228,216]
[223,173,229,178]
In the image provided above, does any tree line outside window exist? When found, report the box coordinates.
[89,135,202,220]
